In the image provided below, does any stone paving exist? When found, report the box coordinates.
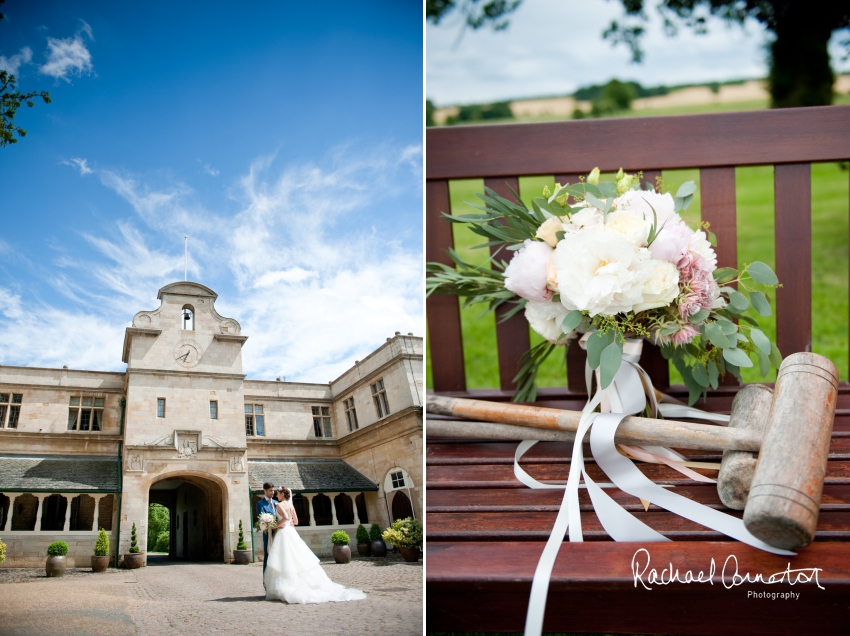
[0,555,422,636]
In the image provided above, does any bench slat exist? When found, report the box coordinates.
[426,179,466,391]
[774,163,813,356]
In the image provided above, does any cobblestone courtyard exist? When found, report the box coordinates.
[0,555,422,636]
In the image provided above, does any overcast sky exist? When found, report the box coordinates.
[427,0,850,106]
[0,1,422,382]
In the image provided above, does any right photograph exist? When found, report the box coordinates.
[425,2,850,635]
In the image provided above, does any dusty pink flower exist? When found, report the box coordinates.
[677,258,722,319]
[504,240,554,303]
[671,324,699,346]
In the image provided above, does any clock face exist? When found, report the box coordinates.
[172,339,203,368]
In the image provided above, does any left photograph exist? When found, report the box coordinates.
[0,1,423,634]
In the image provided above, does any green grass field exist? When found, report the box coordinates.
[426,162,849,390]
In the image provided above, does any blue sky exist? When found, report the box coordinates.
[428,0,850,105]
[0,1,423,381]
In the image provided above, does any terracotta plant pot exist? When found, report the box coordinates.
[45,555,67,577]
[370,539,387,557]
[233,549,252,564]
[356,542,371,557]
[399,546,421,562]
[332,544,352,564]
[123,553,145,569]
[91,555,110,572]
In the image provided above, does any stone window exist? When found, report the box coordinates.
[292,493,309,525]
[245,404,265,436]
[311,493,332,525]
[343,397,358,432]
[391,470,405,489]
[355,493,369,524]
[0,393,22,429]
[312,406,332,438]
[182,305,194,330]
[210,401,218,420]
[334,493,355,525]
[157,398,166,418]
[371,378,391,418]
[67,396,104,431]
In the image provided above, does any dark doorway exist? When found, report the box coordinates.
[391,491,413,521]
[148,475,224,562]
[183,511,189,558]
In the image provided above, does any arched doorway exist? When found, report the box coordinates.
[382,466,417,522]
[148,474,225,562]
[391,490,413,521]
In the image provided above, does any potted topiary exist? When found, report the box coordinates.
[46,540,69,577]
[382,517,423,562]
[123,522,145,569]
[92,528,110,572]
[0,537,6,565]
[331,530,351,564]
[355,523,371,557]
[233,519,252,564]
[369,522,387,557]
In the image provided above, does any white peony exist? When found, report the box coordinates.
[688,230,718,270]
[525,300,575,344]
[605,210,650,247]
[551,225,652,316]
[504,240,554,303]
[616,190,680,228]
[563,205,604,234]
[648,221,693,267]
[536,216,567,247]
[633,260,680,312]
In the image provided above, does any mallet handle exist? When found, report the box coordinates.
[427,394,761,452]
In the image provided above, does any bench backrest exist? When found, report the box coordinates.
[426,105,850,395]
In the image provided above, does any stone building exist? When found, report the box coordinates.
[0,282,423,566]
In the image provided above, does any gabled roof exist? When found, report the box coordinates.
[248,459,378,493]
[0,455,120,492]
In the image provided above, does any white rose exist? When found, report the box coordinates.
[504,240,554,303]
[605,210,650,247]
[564,205,603,234]
[536,216,567,247]
[617,190,680,228]
[633,260,680,312]
[525,300,575,344]
[688,230,718,270]
[551,225,651,316]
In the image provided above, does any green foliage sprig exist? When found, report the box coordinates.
[47,540,68,556]
[94,528,110,556]
[356,523,369,543]
[0,536,6,563]
[0,71,52,147]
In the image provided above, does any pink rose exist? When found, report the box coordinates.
[504,240,554,303]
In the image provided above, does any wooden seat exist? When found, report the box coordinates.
[426,105,850,634]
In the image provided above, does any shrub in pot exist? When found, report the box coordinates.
[92,528,111,572]
[355,523,371,556]
[124,522,145,569]
[46,540,69,577]
[331,530,351,564]
[382,517,423,562]
[369,522,387,557]
[233,520,252,564]
[0,537,6,565]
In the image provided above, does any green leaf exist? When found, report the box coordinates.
[561,310,584,334]
[717,319,738,335]
[680,366,703,406]
[726,363,743,383]
[757,349,771,377]
[750,291,771,316]
[675,181,697,198]
[707,230,717,246]
[584,192,609,212]
[597,181,617,198]
[704,322,731,348]
[680,194,694,210]
[728,290,749,312]
[691,364,710,388]
[713,268,738,284]
[769,343,783,368]
[586,331,609,370]
[690,308,710,323]
[746,261,779,286]
[749,327,771,354]
[599,341,623,389]
[707,360,719,389]
[723,347,753,368]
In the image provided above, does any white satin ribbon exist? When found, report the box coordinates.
[519,336,795,636]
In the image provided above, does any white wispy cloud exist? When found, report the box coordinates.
[0,47,33,75]
[39,21,93,81]
[201,162,220,176]
[62,157,93,175]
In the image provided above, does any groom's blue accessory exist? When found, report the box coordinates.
[256,497,277,577]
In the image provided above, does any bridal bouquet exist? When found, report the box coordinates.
[256,512,277,532]
[426,168,781,404]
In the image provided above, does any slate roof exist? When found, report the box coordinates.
[0,454,120,492]
[248,459,378,493]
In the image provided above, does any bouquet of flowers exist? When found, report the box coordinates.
[426,168,781,404]
[256,512,277,532]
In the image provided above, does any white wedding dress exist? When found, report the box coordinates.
[264,501,366,604]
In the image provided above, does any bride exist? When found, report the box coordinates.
[264,486,366,604]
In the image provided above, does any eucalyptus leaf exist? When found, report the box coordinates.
[586,331,609,370]
[599,341,623,389]
[561,310,584,334]
[690,308,710,323]
[680,366,703,406]
[704,322,731,348]
[757,349,771,377]
[750,291,771,316]
[675,181,697,198]
[680,193,694,210]
[769,342,783,368]
[746,261,779,286]
[584,193,608,212]
[707,360,719,389]
[707,230,717,247]
[726,363,743,383]
[597,181,618,198]
[692,364,710,388]
[713,268,738,284]
[728,290,750,312]
[723,347,753,368]
[749,327,771,354]
[717,319,738,335]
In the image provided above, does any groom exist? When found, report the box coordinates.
[256,482,277,584]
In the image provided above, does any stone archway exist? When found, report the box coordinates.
[148,473,226,562]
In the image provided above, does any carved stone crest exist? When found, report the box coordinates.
[230,455,245,472]
[178,440,198,458]
[128,454,144,471]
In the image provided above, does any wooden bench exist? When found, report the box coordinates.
[426,105,850,635]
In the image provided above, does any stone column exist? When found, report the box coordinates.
[2,493,15,532]
[91,495,105,531]
[304,494,315,526]
[33,494,47,532]
[352,494,361,525]
[63,495,73,532]
[329,493,339,526]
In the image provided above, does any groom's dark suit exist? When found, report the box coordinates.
[256,496,277,576]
